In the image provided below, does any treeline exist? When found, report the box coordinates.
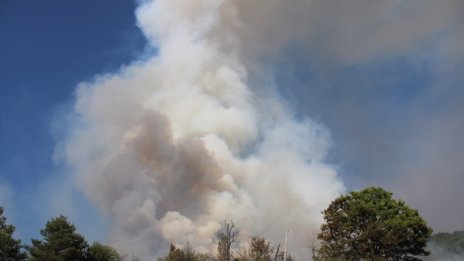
[158,221,293,261]
[2,187,460,260]
[0,208,123,261]
[0,208,290,261]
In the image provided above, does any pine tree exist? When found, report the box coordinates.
[28,215,88,261]
[0,207,27,261]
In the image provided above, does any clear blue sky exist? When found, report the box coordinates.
[1,0,463,246]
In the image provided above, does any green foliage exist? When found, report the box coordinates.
[87,242,123,261]
[28,215,89,261]
[429,231,464,254]
[316,187,432,261]
[0,207,27,261]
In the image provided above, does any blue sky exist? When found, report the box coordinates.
[0,0,145,242]
[1,0,463,248]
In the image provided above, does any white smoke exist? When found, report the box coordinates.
[63,0,344,259]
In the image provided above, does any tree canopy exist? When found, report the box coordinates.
[316,187,432,260]
[0,186,438,261]
[0,207,27,261]
[28,215,89,261]
[87,242,123,261]
[0,209,124,261]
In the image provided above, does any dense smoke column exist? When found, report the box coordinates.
[63,0,344,259]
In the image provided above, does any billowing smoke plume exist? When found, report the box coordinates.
[63,0,344,259]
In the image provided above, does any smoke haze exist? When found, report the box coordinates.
[58,0,464,259]
[216,0,464,234]
[63,0,345,258]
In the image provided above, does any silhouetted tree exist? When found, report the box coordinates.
[217,220,239,261]
[0,207,27,261]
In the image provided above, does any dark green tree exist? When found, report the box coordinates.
[316,187,432,261]
[28,215,88,261]
[217,220,239,261]
[0,207,27,261]
[87,242,123,261]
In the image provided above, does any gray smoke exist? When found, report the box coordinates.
[63,0,344,259]
[425,244,464,261]
[224,0,464,233]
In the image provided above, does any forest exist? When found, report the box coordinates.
[1,187,462,261]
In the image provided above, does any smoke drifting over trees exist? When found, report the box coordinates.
[54,0,464,259]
